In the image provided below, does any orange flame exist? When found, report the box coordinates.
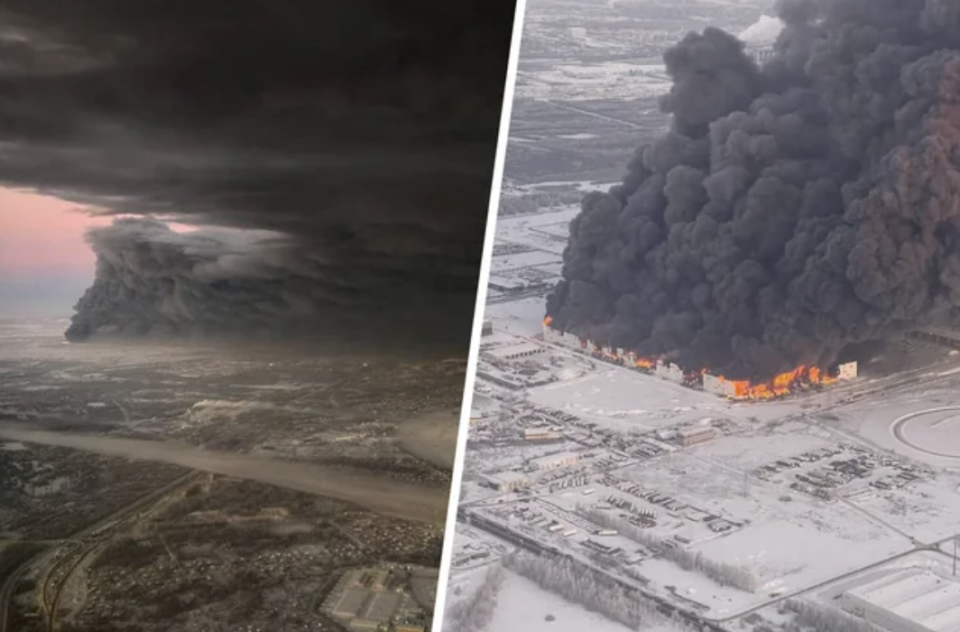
[635,358,655,370]
[543,316,554,327]
[721,366,837,401]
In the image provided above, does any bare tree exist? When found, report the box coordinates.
[443,563,506,632]
[502,551,666,629]
[579,506,757,592]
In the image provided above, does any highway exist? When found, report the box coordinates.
[0,471,201,632]
[0,558,35,632]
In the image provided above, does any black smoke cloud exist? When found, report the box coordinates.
[546,0,960,380]
[68,218,481,343]
[0,0,515,344]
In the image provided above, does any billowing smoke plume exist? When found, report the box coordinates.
[66,218,476,344]
[546,0,960,380]
[0,0,515,345]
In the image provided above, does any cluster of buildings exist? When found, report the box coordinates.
[481,452,581,492]
[524,428,563,441]
[322,567,430,632]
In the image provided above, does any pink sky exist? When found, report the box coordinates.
[0,187,111,278]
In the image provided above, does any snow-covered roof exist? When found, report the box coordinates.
[485,471,529,485]
[846,569,960,631]
[533,452,579,465]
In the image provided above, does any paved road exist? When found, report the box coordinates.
[0,558,33,632]
[0,425,449,526]
[0,472,200,632]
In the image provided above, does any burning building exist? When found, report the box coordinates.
[543,1,960,384]
[543,319,856,401]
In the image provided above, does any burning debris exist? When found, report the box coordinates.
[545,0,960,382]
[704,366,839,401]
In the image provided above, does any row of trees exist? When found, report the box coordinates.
[442,563,505,632]
[783,599,886,632]
[498,189,584,217]
[502,551,665,629]
[579,506,758,592]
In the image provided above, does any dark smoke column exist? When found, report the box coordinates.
[546,0,960,381]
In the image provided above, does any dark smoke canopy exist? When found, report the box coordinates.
[64,218,478,347]
[547,0,960,380]
[0,0,516,345]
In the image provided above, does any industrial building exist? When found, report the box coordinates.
[524,428,562,441]
[542,322,858,400]
[532,452,579,471]
[469,409,484,427]
[678,426,716,447]
[481,320,494,336]
[322,567,427,632]
[484,472,529,492]
[485,342,544,361]
[749,47,776,64]
[488,275,532,293]
[909,329,960,351]
[655,359,685,383]
[841,568,960,632]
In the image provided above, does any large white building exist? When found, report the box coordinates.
[532,452,579,471]
[841,569,960,632]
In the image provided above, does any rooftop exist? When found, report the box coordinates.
[484,472,529,485]
[847,569,960,632]
[332,588,368,618]
[532,452,579,465]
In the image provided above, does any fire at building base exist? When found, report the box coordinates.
[541,320,857,402]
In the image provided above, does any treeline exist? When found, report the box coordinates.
[498,190,583,217]
[580,506,757,592]
[783,599,886,632]
[503,551,665,629]
[442,563,505,632]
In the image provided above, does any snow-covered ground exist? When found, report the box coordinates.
[528,369,738,431]
[487,571,684,632]
[515,62,671,102]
